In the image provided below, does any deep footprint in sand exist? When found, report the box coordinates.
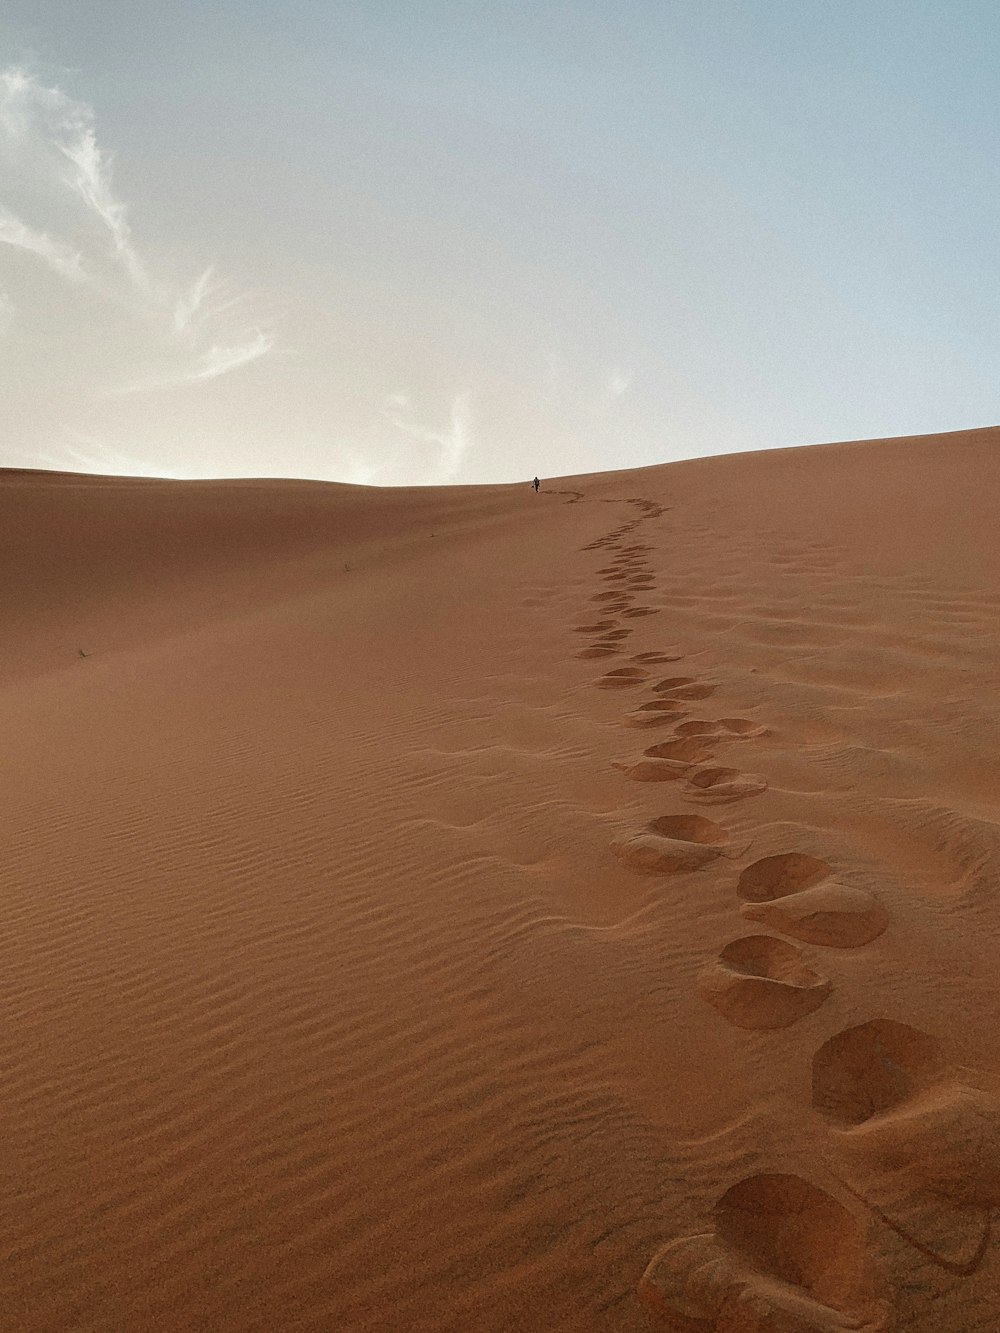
[639,1174,892,1331]
[699,935,831,1029]
[622,606,659,617]
[683,766,768,804]
[575,646,621,659]
[574,620,617,633]
[631,650,685,663]
[675,719,722,737]
[612,814,727,874]
[594,667,649,689]
[668,684,717,701]
[813,1020,1000,1209]
[652,677,717,701]
[738,853,889,948]
[645,737,715,763]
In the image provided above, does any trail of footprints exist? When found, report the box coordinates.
[568,499,999,1330]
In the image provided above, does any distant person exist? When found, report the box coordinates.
[532,476,540,492]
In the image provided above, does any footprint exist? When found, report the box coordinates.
[813,1021,941,1127]
[667,683,718,701]
[639,1176,892,1331]
[631,651,685,663]
[683,766,767,804]
[622,607,659,617]
[574,621,616,633]
[652,676,696,692]
[645,738,714,763]
[738,854,889,948]
[592,590,630,603]
[649,678,718,702]
[813,1021,1000,1208]
[594,667,649,689]
[698,935,831,1029]
[675,719,722,737]
[575,647,621,659]
[612,815,727,875]
[596,629,631,641]
[739,853,827,898]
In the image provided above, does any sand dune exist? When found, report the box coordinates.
[3,426,1000,1330]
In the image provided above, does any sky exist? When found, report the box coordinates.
[2,2,1000,486]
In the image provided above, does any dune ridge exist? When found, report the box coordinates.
[3,426,1000,1329]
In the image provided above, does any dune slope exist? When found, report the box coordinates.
[3,428,1000,1331]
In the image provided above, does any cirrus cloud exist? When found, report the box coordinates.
[0,64,273,393]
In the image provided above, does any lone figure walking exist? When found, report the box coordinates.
[532,476,540,493]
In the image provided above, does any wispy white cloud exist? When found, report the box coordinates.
[172,266,214,335]
[32,431,191,479]
[0,204,85,280]
[541,348,634,414]
[0,64,273,389]
[384,393,472,483]
[193,330,275,383]
[605,368,633,403]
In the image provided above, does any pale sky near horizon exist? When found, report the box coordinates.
[2,2,1000,486]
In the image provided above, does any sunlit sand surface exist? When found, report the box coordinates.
[4,427,1000,1330]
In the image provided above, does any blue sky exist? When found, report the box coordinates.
[2,2,999,483]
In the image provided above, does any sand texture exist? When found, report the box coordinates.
[4,427,1000,1330]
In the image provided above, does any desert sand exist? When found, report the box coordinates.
[3,426,1000,1330]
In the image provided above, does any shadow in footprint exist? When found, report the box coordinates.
[613,814,727,874]
[675,719,721,737]
[699,935,830,1029]
[651,677,717,701]
[645,738,714,763]
[640,1174,892,1330]
[738,854,889,948]
[813,1021,1000,1212]
[683,766,767,804]
[653,676,696,692]
[594,667,649,689]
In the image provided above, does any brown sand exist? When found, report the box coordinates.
[3,426,1000,1330]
